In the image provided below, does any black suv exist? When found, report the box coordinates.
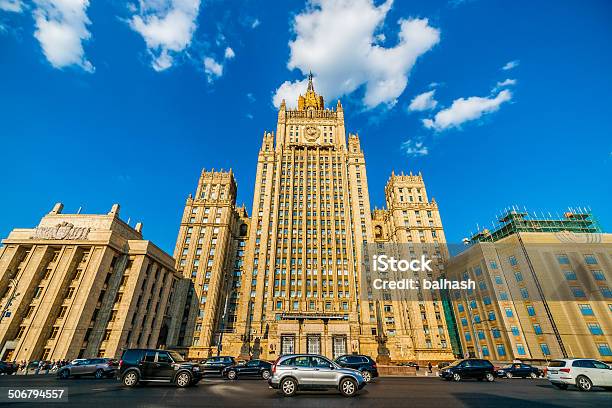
[439,359,495,382]
[334,354,379,382]
[200,356,235,375]
[118,349,202,387]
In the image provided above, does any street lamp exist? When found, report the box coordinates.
[0,278,20,323]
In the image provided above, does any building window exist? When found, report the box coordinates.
[514,272,523,282]
[564,271,577,281]
[597,343,612,356]
[584,255,598,265]
[465,332,471,341]
[601,287,612,298]
[488,311,496,321]
[533,324,543,335]
[588,323,603,335]
[492,329,501,338]
[496,344,506,356]
[592,270,605,281]
[511,326,519,336]
[495,276,503,284]
[505,308,513,318]
[527,306,536,316]
[579,304,594,316]
[571,287,586,298]
[556,255,570,265]
[540,343,551,356]
[509,256,518,266]
[520,288,529,299]
[517,344,526,355]
[481,346,490,356]
[499,292,508,300]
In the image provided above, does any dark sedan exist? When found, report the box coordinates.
[200,356,236,376]
[0,361,18,375]
[439,359,496,382]
[334,354,379,382]
[222,359,272,380]
[496,363,542,378]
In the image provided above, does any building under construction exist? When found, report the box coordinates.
[445,207,611,363]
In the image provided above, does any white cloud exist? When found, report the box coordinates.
[0,0,22,12]
[402,139,428,157]
[423,89,512,131]
[251,18,260,28]
[203,56,223,82]
[493,78,516,91]
[502,60,519,70]
[273,78,309,109]
[273,0,440,109]
[129,0,201,71]
[224,46,235,59]
[33,0,94,72]
[408,90,437,112]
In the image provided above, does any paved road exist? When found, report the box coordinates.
[0,375,609,407]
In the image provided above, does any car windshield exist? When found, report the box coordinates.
[168,351,185,362]
[448,360,463,367]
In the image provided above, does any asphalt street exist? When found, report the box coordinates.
[0,375,610,408]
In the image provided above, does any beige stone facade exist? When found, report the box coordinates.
[446,220,612,363]
[170,77,454,363]
[0,203,180,361]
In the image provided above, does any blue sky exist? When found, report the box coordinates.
[1,0,610,254]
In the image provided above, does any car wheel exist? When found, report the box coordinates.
[530,372,537,379]
[95,369,104,379]
[339,378,358,397]
[485,373,495,382]
[122,371,139,387]
[227,370,237,380]
[59,370,70,380]
[176,372,192,388]
[280,378,297,397]
[361,370,372,383]
[261,370,271,380]
[506,372,513,379]
[453,373,461,382]
[552,383,568,390]
[576,375,592,392]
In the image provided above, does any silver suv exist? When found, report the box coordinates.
[57,358,117,379]
[268,354,366,397]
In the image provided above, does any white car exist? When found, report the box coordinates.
[546,359,612,391]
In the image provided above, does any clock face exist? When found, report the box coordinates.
[304,126,320,142]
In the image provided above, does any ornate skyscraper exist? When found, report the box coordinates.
[171,76,454,363]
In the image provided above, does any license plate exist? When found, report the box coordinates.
[549,370,558,374]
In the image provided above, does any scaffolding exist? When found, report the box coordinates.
[469,206,602,244]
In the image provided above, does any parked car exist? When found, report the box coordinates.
[546,359,612,391]
[269,354,366,397]
[200,356,236,375]
[496,363,542,379]
[118,349,202,388]
[223,359,272,380]
[438,359,496,382]
[0,361,18,375]
[334,354,378,383]
[57,358,117,379]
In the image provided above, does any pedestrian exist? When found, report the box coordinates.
[415,363,420,374]
[44,361,50,375]
[428,362,433,373]
[35,360,43,375]
[25,360,29,375]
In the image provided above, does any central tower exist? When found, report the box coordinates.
[224,75,376,359]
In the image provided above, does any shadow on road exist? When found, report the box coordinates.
[452,392,565,408]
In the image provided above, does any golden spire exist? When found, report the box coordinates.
[298,71,324,110]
